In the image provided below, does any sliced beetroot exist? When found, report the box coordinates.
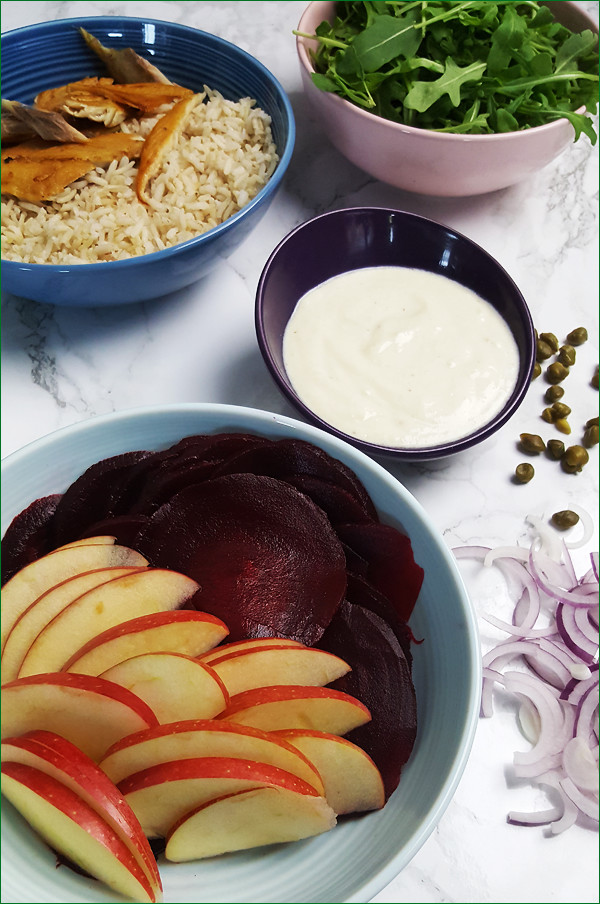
[165,432,272,461]
[78,514,151,548]
[1,494,62,585]
[133,472,347,643]
[49,450,152,548]
[335,522,424,622]
[318,599,417,799]
[284,474,375,527]
[212,438,378,519]
[128,460,217,516]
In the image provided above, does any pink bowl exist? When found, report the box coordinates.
[296,2,598,196]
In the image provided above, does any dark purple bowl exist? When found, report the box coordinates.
[255,207,536,461]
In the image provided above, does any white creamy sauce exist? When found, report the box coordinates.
[282,266,520,448]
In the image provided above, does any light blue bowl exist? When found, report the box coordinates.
[1,403,481,903]
[1,18,295,306]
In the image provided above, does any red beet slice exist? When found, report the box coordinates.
[133,472,347,643]
[1,494,62,584]
[78,514,151,549]
[284,474,375,527]
[335,522,424,622]
[318,599,417,799]
[345,571,414,667]
[49,450,152,548]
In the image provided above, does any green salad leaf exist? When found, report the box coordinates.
[295,0,599,141]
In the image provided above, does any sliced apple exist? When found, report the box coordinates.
[17,568,200,677]
[206,642,351,696]
[1,730,161,896]
[99,654,229,723]
[218,685,371,735]
[63,610,229,676]
[1,542,149,649]
[198,637,304,664]
[118,756,322,838]
[1,761,158,903]
[98,719,324,794]
[1,672,158,761]
[271,729,385,814]
[2,566,147,685]
[165,786,336,861]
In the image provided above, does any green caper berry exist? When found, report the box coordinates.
[536,339,554,362]
[519,433,546,454]
[551,401,571,419]
[515,463,535,484]
[545,385,564,403]
[546,439,565,460]
[546,362,570,384]
[555,418,571,435]
[585,416,599,428]
[539,332,560,353]
[583,424,599,448]
[592,367,599,390]
[541,407,554,423]
[551,510,580,531]
[558,345,576,367]
[561,445,590,474]
[566,327,588,346]
[532,362,542,380]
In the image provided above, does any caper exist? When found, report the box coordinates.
[519,433,546,454]
[555,418,571,435]
[539,332,560,353]
[583,424,599,448]
[532,362,542,380]
[561,445,589,474]
[557,345,576,367]
[592,366,599,390]
[551,401,571,419]
[545,385,564,403]
[546,362,570,384]
[541,407,554,423]
[551,510,580,531]
[566,327,588,346]
[585,416,599,428]
[536,339,554,362]
[546,439,566,460]
[514,463,535,483]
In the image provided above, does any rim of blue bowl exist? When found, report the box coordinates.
[0,16,296,273]
[255,206,536,461]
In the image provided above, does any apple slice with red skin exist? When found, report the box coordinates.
[205,643,351,696]
[63,610,229,676]
[17,568,200,677]
[1,761,159,903]
[99,653,229,723]
[118,756,323,838]
[165,785,336,861]
[98,719,324,794]
[1,542,149,650]
[218,685,371,734]
[271,729,385,815]
[2,566,147,685]
[198,637,304,663]
[1,672,159,761]
[1,730,161,897]
[56,536,117,549]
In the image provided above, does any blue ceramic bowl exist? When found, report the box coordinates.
[1,402,480,903]
[256,207,536,461]
[1,17,295,307]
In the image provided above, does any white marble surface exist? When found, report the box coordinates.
[1,1,599,902]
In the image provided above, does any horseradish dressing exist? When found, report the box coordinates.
[282,266,520,448]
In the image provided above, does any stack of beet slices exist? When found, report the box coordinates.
[2,433,424,798]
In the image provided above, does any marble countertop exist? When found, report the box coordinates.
[1,2,598,903]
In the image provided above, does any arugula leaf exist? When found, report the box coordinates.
[404,58,487,111]
[295,0,599,140]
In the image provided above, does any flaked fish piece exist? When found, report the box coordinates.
[136,93,204,205]
[80,27,172,84]
[1,132,144,202]
[1,99,88,145]
[36,77,193,125]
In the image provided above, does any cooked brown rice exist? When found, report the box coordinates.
[1,87,279,264]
